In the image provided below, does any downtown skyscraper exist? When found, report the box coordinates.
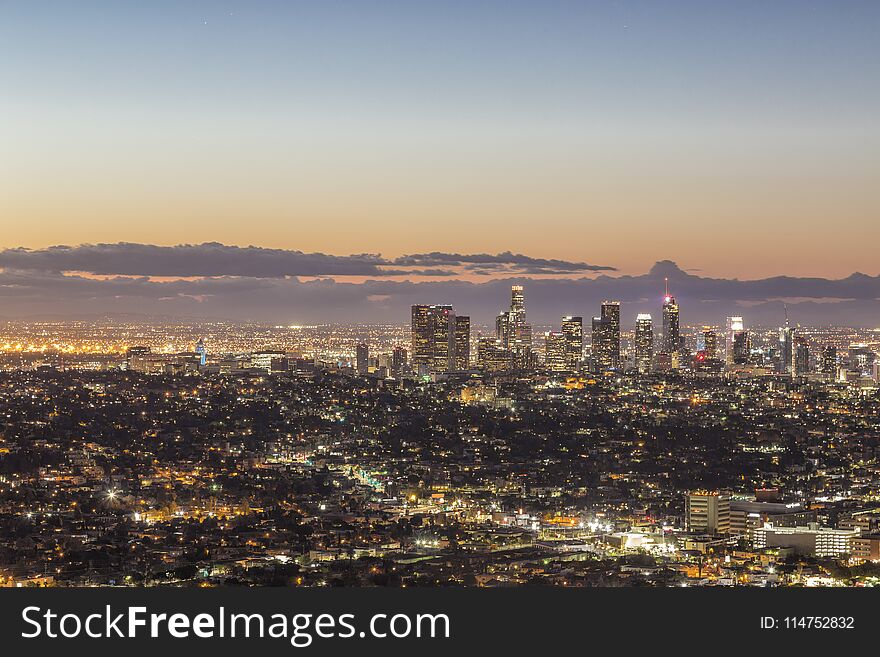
[702,328,718,360]
[661,284,681,369]
[356,342,369,375]
[731,328,751,365]
[502,285,531,350]
[494,285,533,369]
[544,316,583,372]
[821,345,838,378]
[543,331,568,372]
[591,301,620,371]
[561,316,583,370]
[725,316,744,367]
[634,313,654,374]
[793,336,810,377]
[454,315,471,371]
[779,307,794,375]
[411,305,456,375]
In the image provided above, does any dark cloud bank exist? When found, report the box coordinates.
[1,244,879,326]
[0,243,613,278]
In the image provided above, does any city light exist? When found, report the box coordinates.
[0,283,877,590]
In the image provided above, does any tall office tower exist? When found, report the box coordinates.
[355,342,369,375]
[411,305,456,375]
[377,353,392,374]
[495,312,510,348]
[725,316,744,366]
[793,336,810,376]
[779,325,794,375]
[702,328,718,360]
[454,315,470,370]
[544,331,568,371]
[493,284,532,352]
[510,285,525,326]
[602,301,620,365]
[510,323,533,349]
[821,345,837,378]
[661,285,680,368]
[634,313,654,374]
[411,305,432,373]
[508,285,532,350]
[510,343,535,370]
[591,301,621,371]
[194,338,207,366]
[489,285,533,370]
[848,344,875,375]
[686,492,731,535]
[732,329,751,365]
[561,316,583,370]
[590,317,604,370]
[391,346,408,378]
[477,337,513,372]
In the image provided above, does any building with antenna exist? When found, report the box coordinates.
[661,279,681,369]
[779,305,794,375]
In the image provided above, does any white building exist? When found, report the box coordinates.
[751,524,859,557]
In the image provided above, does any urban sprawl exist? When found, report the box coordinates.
[2,283,880,587]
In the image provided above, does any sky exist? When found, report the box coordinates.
[1,0,878,279]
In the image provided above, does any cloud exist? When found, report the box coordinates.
[390,251,616,274]
[374,269,458,277]
[0,243,387,278]
[0,243,614,279]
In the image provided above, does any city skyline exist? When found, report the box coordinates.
[2,304,879,589]
[2,1,879,279]
[5,0,880,608]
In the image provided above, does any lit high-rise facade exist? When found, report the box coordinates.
[510,285,525,326]
[495,285,532,352]
[661,291,680,367]
[454,315,470,370]
[477,337,512,372]
[821,345,837,378]
[732,329,751,365]
[491,285,533,369]
[793,336,810,376]
[508,285,531,350]
[848,344,875,375]
[634,313,653,374]
[591,301,620,371]
[391,346,408,378]
[356,342,369,374]
[686,492,731,535]
[544,331,568,371]
[561,316,583,370]
[411,305,456,375]
[702,328,718,360]
[725,316,744,366]
[495,312,510,348]
[779,325,794,375]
